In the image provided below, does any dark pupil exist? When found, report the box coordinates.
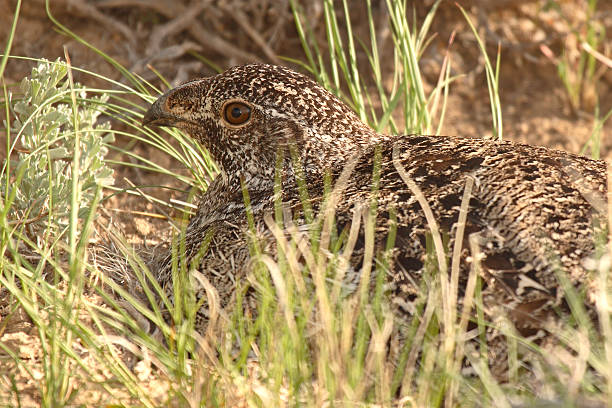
[231,106,243,118]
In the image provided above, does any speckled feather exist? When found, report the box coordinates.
[143,64,607,377]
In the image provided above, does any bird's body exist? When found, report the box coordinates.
[143,64,607,377]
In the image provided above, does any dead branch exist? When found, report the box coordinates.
[219,2,283,65]
[97,0,263,63]
[63,0,136,48]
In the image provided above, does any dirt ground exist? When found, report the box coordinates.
[1,0,612,405]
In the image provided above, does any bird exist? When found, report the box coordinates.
[142,63,607,379]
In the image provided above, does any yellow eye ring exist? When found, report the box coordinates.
[223,101,252,126]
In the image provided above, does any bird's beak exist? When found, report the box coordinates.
[142,93,180,127]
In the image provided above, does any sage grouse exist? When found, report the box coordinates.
[143,64,607,377]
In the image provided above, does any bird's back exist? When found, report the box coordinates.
[172,133,606,334]
[314,134,605,311]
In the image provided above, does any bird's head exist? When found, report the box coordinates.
[143,64,379,191]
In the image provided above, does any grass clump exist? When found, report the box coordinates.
[291,0,453,136]
[538,0,612,158]
[543,0,606,114]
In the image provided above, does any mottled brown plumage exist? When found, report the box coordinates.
[143,64,607,377]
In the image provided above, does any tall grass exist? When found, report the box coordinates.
[539,0,612,158]
[0,1,611,407]
[290,0,454,136]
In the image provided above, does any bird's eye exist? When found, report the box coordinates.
[223,101,251,125]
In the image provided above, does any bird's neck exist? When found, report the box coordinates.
[210,126,390,202]
[299,127,391,178]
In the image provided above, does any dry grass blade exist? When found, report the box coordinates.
[315,150,361,259]
[359,305,394,400]
[444,175,475,407]
[191,271,225,342]
[392,145,447,275]
[258,254,300,344]
[582,42,612,69]
[263,213,309,306]
[400,290,437,395]
[465,234,510,408]
[332,204,364,305]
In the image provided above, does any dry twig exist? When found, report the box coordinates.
[97,0,263,63]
